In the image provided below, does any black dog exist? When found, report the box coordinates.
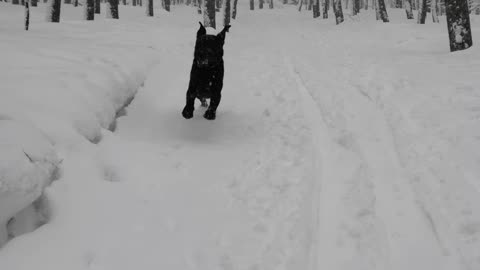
[182,22,231,120]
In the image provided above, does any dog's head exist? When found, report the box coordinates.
[194,22,231,69]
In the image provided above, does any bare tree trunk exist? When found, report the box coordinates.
[232,0,238,18]
[133,0,136,6]
[417,0,427,23]
[84,0,94,20]
[446,0,473,51]
[250,0,254,9]
[204,0,216,28]
[31,0,38,6]
[95,0,101,14]
[405,0,414,18]
[146,0,153,16]
[353,0,360,14]
[378,0,389,21]
[332,0,344,24]
[106,0,119,18]
[13,0,20,4]
[365,0,368,9]
[269,0,273,8]
[223,0,230,25]
[259,0,263,8]
[46,0,61,22]
[25,1,29,30]
[313,0,320,17]
[298,0,303,10]
[431,0,439,22]
[165,0,170,11]
[322,0,329,18]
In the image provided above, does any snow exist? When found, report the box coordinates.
[1,2,480,270]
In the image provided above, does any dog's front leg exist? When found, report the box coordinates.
[204,70,223,120]
[182,65,198,119]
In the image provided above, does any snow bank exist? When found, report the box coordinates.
[0,3,160,246]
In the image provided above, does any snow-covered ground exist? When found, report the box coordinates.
[1,2,480,270]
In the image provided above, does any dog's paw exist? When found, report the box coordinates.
[200,99,208,108]
[203,109,216,120]
[182,107,194,119]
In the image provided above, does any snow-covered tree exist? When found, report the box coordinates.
[232,0,238,18]
[106,0,119,19]
[147,0,153,16]
[332,0,344,24]
[417,0,427,23]
[46,0,61,22]
[446,0,473,51]
[84,0,95,20]
[223,0,230,26]
[377,0,389,22]
[204,0,216,28]
[405,0,414,19]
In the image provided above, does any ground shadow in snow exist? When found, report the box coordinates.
[157,108,257,146]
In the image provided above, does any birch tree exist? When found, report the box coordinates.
[204,0,216,28]
[417,0,427,23]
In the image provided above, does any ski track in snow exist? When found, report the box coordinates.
[1,4,480,270]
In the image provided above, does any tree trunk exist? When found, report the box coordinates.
[332,0,344,24]
[13,0,19,4]
[139,0,142,6]
[445,0,473,51]
[323,0,329,18]
[223,0,230,25]
[417,0,427,23]
[365,0,368,9]
[405,0,414,18]
[25,1,29,31]
[353,0,360,14]
[269,0,273,8]
[165,0,170,11]
[146,0,153,16]
[46,0,61,22]
[308,0,313,9]
[259,0,263,8]
[298,0,303,10]
[250,0,254,10]
[204,0,216,28]
[198,0,202,13]
[216,0,221,11]
[106,0,119,18]
[232,0,238,18]
[74,0,78,6]
[431,0,439,22]
[378,0,389,21]
[95,0,101,14]
[31,0,38,6]
[133,0,136,6]
[84,0,94,20]
[313,0,320,17]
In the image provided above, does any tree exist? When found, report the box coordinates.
[25,1,29,31]
[85,0,94,20]
[165,0,171,11]
[31,0,38,6]
[269,0,273,8]
[46,0,61,22]
[353,0,360,14]
[232,0,238,18]
[259,0,263,8]
[445,0,473,51]
[377,0,389,22]
[250,0,254,10]
[332,0,344,24]
[323,0,329,18]
[405,0,414,19]
[417,0,427,23]
[432,0,439,22]
[13,0,19,4]
[204,0,216,28]
[313,0,320,17]
[106,0,119,19]
[147,0,153,16]
[95,0,101,14]
[223,0,230,25]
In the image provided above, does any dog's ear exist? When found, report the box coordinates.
[197,22,206,38]
[217,25,231,45]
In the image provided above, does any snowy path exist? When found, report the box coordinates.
[1,5,480,270]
